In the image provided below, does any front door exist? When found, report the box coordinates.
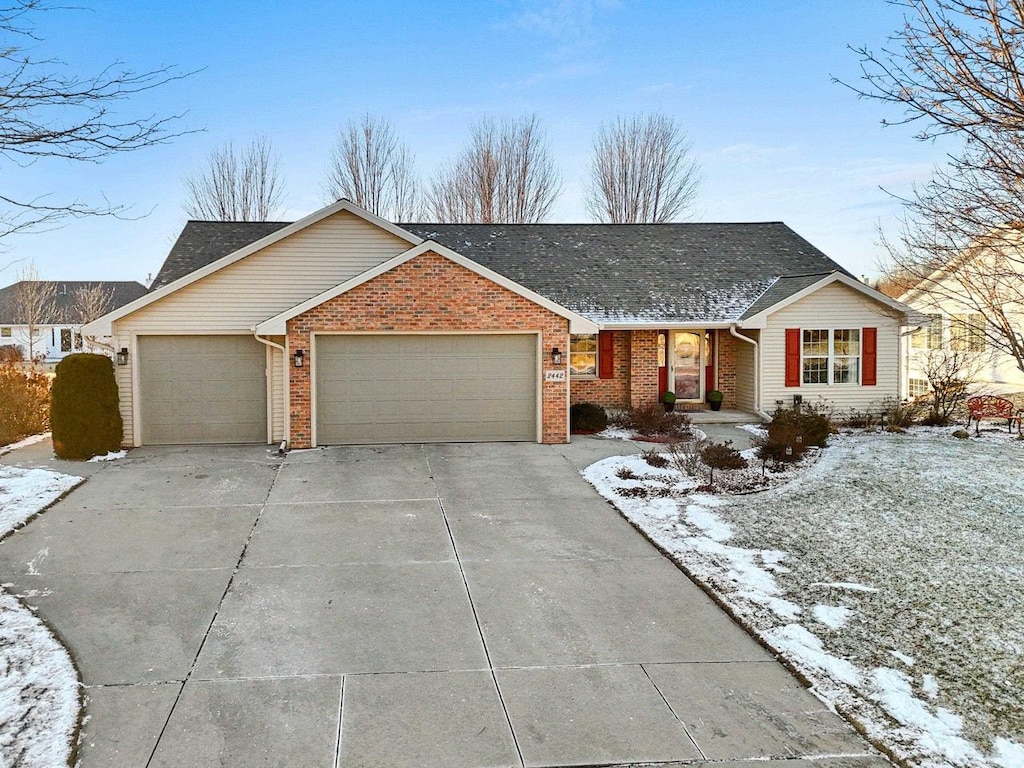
[672,331,703,401]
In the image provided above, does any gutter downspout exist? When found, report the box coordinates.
[729,324,772,421]
[254,333,289,447]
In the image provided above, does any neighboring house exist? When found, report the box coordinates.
[84,199,919,448]
[0,280,149,362]
[899,279,1024,398]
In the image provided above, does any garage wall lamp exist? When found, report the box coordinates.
[551,347,562,365]
[116,347,129,366]
[293,349,305,368]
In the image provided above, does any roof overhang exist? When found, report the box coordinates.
[738,271,923,329]
[254,240,600,335]
[591,321,740,330]
[82,199,425,337]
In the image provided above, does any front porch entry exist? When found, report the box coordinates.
[657,329,715,406]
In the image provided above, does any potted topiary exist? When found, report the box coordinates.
[707,389,724,411]
[661,391,677,412]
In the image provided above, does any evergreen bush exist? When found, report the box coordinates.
[570,402,608,432]
[50,353,123,460]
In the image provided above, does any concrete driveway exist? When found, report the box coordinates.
[0,438,888,768]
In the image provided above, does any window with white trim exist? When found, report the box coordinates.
[569,334,597,377]
[802,328,860,385]
[950,313,985,352]
[908,377,929,398]
[911,314,942,350]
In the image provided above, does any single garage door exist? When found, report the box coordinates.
[316,334,537,444]
[138,335,267,445]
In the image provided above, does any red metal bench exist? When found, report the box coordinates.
[966,395,1022,435]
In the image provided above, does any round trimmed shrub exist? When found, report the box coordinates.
[570,402,608,433]
[50,353,123,460]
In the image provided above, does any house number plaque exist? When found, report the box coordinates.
[544,370,567,382]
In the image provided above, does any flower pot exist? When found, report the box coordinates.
[709,400,722,411]
[663,401,675,412]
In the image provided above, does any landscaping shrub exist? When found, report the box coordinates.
[642,449,669,468]
[881,396,920,430]
[50,353,122,460]
[0,361,50,445]
[0,344,24,363]
[570,402,608,433]
[619,402,693,439]
[699,439,747,485]
[754,406,831,463]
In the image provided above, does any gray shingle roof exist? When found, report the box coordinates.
[738,272,836,320]
[149,219,855,324]
[0,281,149,324]
[403,223,852,323]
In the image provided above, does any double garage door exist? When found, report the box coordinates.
[137,334,537,445]
[315,334,537,444]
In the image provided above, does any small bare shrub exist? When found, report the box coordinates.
[620,402,693,438]
[699,439,747,486]
[0,361,51,445]
[665,437,706,480]
[615,466,638,480]
[0,345,24,363]
[754,407,831,464]
[841,408,876,429]
[642,449,669,468]
[881,397,920,429]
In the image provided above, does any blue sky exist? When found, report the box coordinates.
[2,0,957,286]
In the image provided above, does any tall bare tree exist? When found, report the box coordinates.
[323,115,420,220]
[10,262,55,363]
[0,1,192,241]
[842,0,1024,373]
[428,115,561,223]
[183,136,285,221]
[585,113,701,224]
[69,282,114,324]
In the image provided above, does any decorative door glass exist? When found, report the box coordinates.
[673,331,702,400]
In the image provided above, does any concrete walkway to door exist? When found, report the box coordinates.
[0,438,889,768]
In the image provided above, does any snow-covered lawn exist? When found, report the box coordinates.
[0,457,84,766]
[583,426,1024,768]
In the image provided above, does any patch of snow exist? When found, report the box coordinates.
[869,667,982,766]
[810,581,879,593]
[994,739,1024,768]
[766,624,860,686]
[87,450,127,462]
[0,466,82,533]
[0,432,49,456]
[921,674,939,699]
[812,604,854,630]
[685,505,733,542]
[888,650,915,666]
[0,464,83,766]
[737,423,768,437]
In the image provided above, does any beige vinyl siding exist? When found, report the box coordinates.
[269,343,285,442]
[112,211,412,446]
[121,211,411,332]
[114,328,133,447]
[734,329,758,411]
[761,282,901,412]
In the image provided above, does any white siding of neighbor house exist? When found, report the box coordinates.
[112,210,412,446]
[901,289,1024,395]
[733,329,758,411]
[760,282,902,415]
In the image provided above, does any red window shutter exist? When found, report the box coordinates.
[862,327,877,386]
[784,328,801,387]
[598,331,615,379]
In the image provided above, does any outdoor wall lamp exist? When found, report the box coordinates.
[116,347,129,366]
[551,347,562,365]
[293,349,305,368]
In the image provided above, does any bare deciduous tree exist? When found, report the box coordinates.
[916,345,985,424]
[0,1,193,240]
[842,0,1024,373]
[183,136,285,221]
[10,262,55,364]
[323,115,420,220]
[428,115,561,223]
[585,113,700,224]
[70,282,114,324]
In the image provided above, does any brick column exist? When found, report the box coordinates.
[716,330,738,409]
[629,329,660,407]
[287,330,312,448]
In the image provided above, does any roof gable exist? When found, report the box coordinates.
[256,241,598,335]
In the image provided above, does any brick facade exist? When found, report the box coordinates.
[569,331,631,409]
[569,329,741,412]
[285,250,569,448]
